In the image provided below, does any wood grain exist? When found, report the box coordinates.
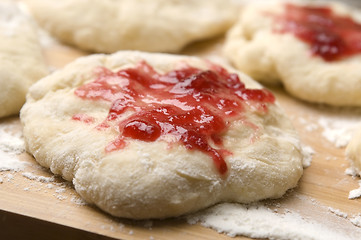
[1,35,361,240]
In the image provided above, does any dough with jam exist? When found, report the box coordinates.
[24,0,237,53]
[20,51,303,219]
[224,0,361,106]
[346,127,361,176]
[0,1,47,118]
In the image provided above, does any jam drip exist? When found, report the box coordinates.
[273,3,361,61]
[74,61,275,174]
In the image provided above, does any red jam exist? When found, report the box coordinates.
[272,3,361,61]
[73,61,275,174]
[72,113,94,124]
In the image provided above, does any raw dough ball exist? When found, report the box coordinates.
[20,51,303,219]
[0,1,47,118]
[24,0,237,53]
[224,0,361,106]
[346,126,361,176]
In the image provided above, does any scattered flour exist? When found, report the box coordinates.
[55,187,66,194]
[37,175,54,183]
[0,151,27,171]
[6,173,14,181]
[349,188,361,200]
[348,181,361,200]
[346,167,361,199]
[0,129,24,154]
[317,107,361,148]
[319,118,359,148]
[291,106,361,148]
[71,196,88,206]
[305,123,318,132]
[301,145,314,168]
[345,167,358,177]
[54,194,67,201]
[0,122,27,172]
[22,172,55,183]
[21,172,37,180]
[101,224,115,232]
[328,207,348,218]
[188,203,353,240]
[187,195,361,240]
[350,215,361,228]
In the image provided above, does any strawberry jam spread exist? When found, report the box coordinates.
[272,3,361,61]
[73,61,275,174]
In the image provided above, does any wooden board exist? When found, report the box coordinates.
[1,35,361,240]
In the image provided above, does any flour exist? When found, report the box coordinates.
[348,180,361,200]
[187,194,361,240]
[345,168,361,200]
[55,187,66,194]
[301,145,314,168]
[22,172,55,183]
[54,193,67,201]
[349,187,361,199]
[316,107,361,148]
[188,203,353,240]
[328,207,348,218]
[305,123,318,132]
[351,215,361,228]
[0,151,27,171]
[71,196,88,206]
[21,172,37,180]
[318,118,361,148]
[6,173,14,182]
[345,167,358,176]
[0,121,28,172]
[290,105,361,148]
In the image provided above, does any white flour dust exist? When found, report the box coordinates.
[328,207,348,218]
[295,106,361,148]
[348,180,361,200]
[316,107,361,148]
[318,117,361,148]
[351,216,361,228]
[345,168,361,199]
[0,121,27,172]
[187,194,361,240]
[301,144,314,168]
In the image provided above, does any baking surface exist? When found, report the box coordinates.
[1,31,361,239]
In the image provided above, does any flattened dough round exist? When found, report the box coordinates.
[20,51,303,219]
[224,0,361,106]
[25,0,237,53]
[0,1,47,118]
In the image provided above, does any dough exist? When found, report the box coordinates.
[346,127,361,176]
[20,51,303,219]
[0,1,47,118]
[24,0,237,53]
[224,0,361,106]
